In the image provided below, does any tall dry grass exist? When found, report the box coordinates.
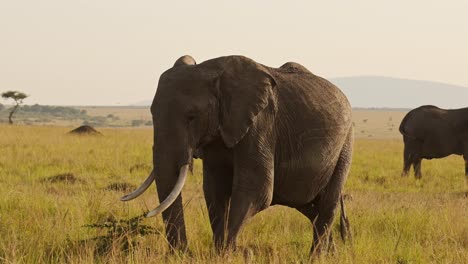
[0,125,466,263]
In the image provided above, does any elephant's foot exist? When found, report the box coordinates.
[211,225,227,253]
[225,238,238,252]
[167,242,188,254]
[213,240,224,253]
[214,241,238,258]
[310,239,329,257]
[401,171,409,177]
[310,229,335,257]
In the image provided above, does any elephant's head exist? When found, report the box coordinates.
[121,55,276,249]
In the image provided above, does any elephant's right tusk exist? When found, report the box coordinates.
[146,164,189,218]
[120,170,155,201]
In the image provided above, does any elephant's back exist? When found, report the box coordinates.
[273,68,352,130]
[272,68,352,154]
[400,105,449,139]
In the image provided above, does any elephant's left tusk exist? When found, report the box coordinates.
[120,170,155,201]
[146,164,189,217]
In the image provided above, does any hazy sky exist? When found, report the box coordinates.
[1,1,467,105]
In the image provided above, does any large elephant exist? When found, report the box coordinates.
[399,105,468,178]
[121,55,353,254]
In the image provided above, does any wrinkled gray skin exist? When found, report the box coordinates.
[149,55,353,254]
[399,105,468,178]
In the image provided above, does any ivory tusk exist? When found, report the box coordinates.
[120,170,155,201]
[146,164,189,218]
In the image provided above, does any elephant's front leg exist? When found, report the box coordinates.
[413,159,422,179]
[203,165,232,250]
[202,142,233,250]
[225,143,274,249]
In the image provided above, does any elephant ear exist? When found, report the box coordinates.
[218,56,276,147]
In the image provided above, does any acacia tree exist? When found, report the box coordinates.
[1,91,28,124]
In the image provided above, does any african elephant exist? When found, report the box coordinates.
[121,55,354,255]
[399,105,468,178]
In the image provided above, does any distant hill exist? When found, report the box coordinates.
[131,76,468,109]
[331,76,468,109]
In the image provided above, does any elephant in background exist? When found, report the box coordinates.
[399,105,468,178]
[121,55,354,255]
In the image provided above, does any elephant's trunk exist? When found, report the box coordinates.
[153,146,190,249]
[146,164,188,217]
[151,114,193,248]
[121,114,191,249]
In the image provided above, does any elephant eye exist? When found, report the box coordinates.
[186,107,200,122]
[186,112,197,122]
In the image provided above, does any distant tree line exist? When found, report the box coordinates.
[20,104,88,117]
[0,97,152,127]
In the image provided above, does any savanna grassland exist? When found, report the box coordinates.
[0,110,467,263]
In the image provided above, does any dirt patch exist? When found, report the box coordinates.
[68,125,102,135]
[41,173,84,184]
[105,182,137,192]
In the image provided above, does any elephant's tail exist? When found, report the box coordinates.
[339,194,352,243]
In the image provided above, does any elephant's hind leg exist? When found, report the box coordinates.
[298,130,353,256]
[402,137,424,178]
[402,143,412,177]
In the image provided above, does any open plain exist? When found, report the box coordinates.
[0,109,466,263]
